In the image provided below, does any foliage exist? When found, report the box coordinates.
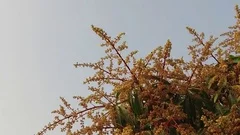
[37,5,240,135]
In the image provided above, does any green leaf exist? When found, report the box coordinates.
[133,92,143,115]
[115,106,125,127]
[213,93,219,103]
[128,90,144,117]
[237,96,240,103]
[229,55,240,63]
[116,91,120,102]
[215,103,229,115]
[169,127,178,135]
[118,106,136,126]
[228,93,237,106]
[200,91,215,112]
[197,128,205,135]
[172,94,185,105]
[183,95,196,122]
[214,86,223,103]
[208,75,218,89]
[217,77,227,88]
[143,123,152,130]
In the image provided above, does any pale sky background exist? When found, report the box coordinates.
[0,1,239,135]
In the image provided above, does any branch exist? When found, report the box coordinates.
[37,105,105,135]
[193,32,220,64]
[105,38,143,91]
[107,38,137,79]
[95,77,126,82]
[97,66,112,75]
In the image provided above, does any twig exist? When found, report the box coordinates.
[37,105,105,135]
[193,33,220,64]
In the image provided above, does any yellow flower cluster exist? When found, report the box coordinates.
[37,5,240,135]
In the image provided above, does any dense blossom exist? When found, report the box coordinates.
[37,5,240,135]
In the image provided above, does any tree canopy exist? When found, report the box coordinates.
[38,5,240,135]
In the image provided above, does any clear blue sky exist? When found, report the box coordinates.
[0,1,239,135]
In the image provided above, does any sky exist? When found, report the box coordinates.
[0,0,239,135]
